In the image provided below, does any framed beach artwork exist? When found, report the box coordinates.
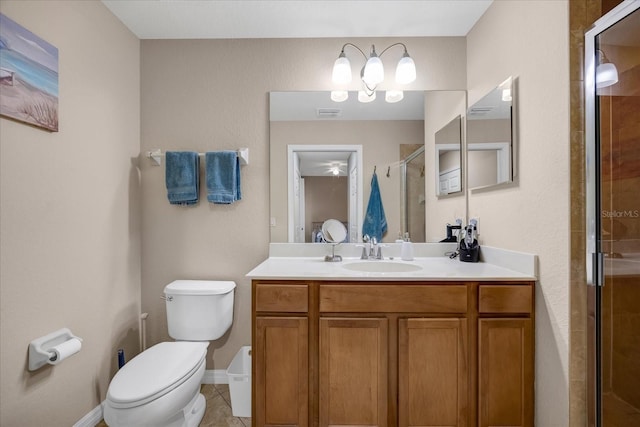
[0,13,58,132]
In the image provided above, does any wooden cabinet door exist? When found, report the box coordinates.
[255,317,308,427]
[398,318,468,427]
[319,317,388,427]
[478,318,533,427]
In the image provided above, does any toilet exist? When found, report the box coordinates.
[103,280,235,427]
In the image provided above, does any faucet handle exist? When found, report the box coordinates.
[356,244,368,260]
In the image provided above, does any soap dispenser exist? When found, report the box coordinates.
[401,232,414,261]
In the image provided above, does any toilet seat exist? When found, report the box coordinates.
[107,341,208,409]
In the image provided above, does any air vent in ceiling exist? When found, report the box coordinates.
[317,108,342,118]
[468,106,494,115]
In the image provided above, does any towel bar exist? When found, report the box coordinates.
[145,148,249,166]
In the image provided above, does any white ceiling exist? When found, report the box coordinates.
[101,0,492,40]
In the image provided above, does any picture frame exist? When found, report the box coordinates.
[0,13,59,132]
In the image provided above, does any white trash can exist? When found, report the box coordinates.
[226,346,251,417]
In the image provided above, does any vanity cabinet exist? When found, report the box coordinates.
[477,285,534,427]
[253,283,309,427]
[398,318,468,427]
[252,280,534,427]
[319,317,388,427]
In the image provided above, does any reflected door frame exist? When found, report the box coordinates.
[287,145,363,242]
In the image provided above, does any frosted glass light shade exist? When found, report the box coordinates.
[596,62,618,88]
[358,90,376,103]
[331,90,349,102]
[395,54,416,84]
[385,90,404,103]
[363,56,384,86]
[332,55,352,84]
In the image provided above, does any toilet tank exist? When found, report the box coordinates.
[164,280,236,341]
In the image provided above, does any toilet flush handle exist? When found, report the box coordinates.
[160,294,173,302]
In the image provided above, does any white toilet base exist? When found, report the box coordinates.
[184,393,206,427]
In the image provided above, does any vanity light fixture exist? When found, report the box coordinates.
[596,50,618,89]
[332,42,416,103]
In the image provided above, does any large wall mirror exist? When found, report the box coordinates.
[270,90,466,243]
[467,76,516,190]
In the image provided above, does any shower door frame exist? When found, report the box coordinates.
[400,145,425,241]
[584,1,640,425]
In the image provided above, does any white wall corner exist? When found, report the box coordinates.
[202,369,229,384]
[73,402,104,427]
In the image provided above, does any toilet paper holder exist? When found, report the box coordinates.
[28,328,83,371]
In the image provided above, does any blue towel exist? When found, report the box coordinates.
[362,172,387,241]
[165,151,200,205]
[205,151,241,204]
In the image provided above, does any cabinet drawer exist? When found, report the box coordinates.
[255,283,308,313]
[320,284,467,313]
[479,285,533,314]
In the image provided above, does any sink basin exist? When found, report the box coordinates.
[342,261,423,273]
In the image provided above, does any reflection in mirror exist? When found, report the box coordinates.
[321,219,348,243]
[270,91,466,243]
[435,115,463,196]
[467,76,515,190]
[401,145,425,242]
[286,145,362,243]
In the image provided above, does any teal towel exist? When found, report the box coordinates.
[205,151,241,204]
[165,151,199,205]
[362,172,387,241]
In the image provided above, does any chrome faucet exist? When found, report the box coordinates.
[360,235,384,260]
[369,236,378,258]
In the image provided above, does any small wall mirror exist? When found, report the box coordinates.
[467,77,516,190]
[435,115,463,196]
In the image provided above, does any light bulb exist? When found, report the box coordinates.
[385,90,404,103]
[331,90,349,102]
[501,88,512,102]
[332,53,352,84]
[596,62,618,88]
[395,52,416,84]
[363,56,384,86]
[358,90,376,103]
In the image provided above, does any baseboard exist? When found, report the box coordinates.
[73,402,103,427]
[202,369,228,384]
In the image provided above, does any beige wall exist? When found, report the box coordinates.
[466,1,570,426]
[0,1,140,425]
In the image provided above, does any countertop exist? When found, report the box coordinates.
[246,243,537,282]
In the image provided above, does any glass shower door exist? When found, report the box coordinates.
[586,2,640,425]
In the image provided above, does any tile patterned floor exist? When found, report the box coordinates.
[97,384,250,427]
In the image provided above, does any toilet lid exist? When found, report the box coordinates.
[107,341,208,406]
